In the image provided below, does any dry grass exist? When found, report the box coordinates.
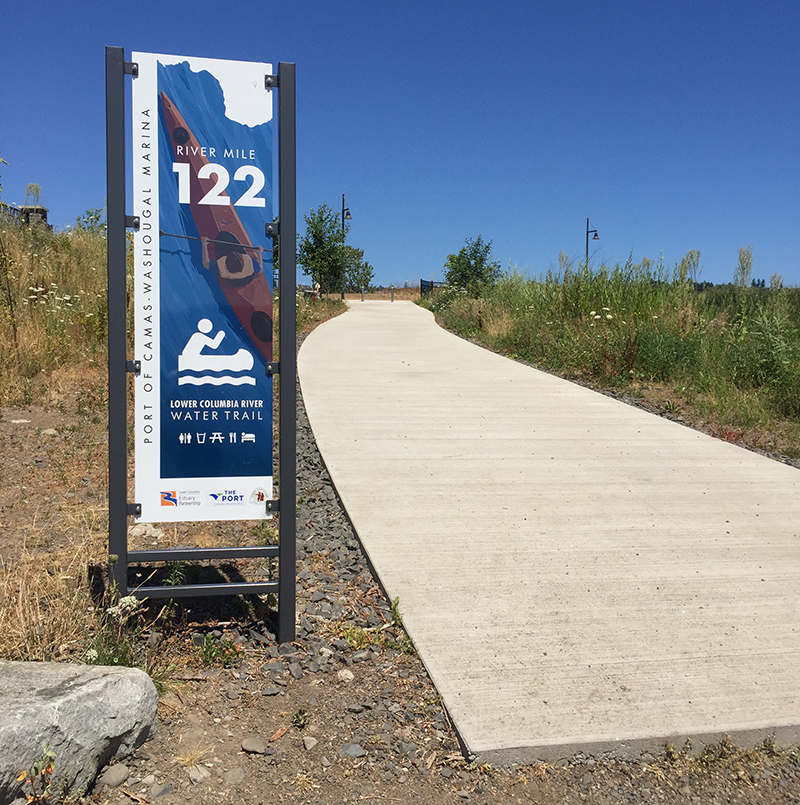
[172,746,213,768]
[289,772,319,793]
[0,539,98,661]
[0,224,110,405]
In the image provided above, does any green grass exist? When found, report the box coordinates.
[420,255,800,455]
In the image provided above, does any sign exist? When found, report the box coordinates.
[132,52,274,522]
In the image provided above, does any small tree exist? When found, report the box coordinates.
[444,235,500,297]
[734,246,753,288]
[25,183,43,207]
[343,246,375,292]
[297,204,346,294]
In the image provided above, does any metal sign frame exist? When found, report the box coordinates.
[105,46,296,642]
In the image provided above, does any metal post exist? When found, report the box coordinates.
[340,194,347,301]
[585,218,598,269]
[106,46,129,594]
[277,61,297,644]
[585,218,589,269]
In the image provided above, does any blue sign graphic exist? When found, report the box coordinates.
[156,61,273,479]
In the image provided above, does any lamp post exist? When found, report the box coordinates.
[585,218,599,268]
[341,194,351,300]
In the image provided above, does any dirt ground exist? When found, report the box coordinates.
[1,332,800,805]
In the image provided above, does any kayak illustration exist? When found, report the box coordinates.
[159,91,273,363]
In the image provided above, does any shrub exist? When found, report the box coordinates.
[443,236,500,297]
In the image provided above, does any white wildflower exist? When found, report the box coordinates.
[117,595,140,614]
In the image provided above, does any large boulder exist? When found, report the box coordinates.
[0,662,157,804]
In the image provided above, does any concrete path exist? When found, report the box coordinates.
[297,301,800,763]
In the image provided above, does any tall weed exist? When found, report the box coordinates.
[0,223,110,404]
[421,255,800,443]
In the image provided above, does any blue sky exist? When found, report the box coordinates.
[2,0,798,287]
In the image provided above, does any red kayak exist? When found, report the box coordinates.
[160,91,273,362]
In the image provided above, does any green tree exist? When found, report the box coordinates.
[444,235,501,297]
[343,246,375,292]
[297,204,346,294]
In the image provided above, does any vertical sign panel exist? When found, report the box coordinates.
[132,52,274,522]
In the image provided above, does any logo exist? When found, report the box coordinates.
[209,490,245,505]
[250,487,269,505]
[161,491,178,506]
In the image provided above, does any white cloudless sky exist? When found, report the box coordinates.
[2,0,798,287]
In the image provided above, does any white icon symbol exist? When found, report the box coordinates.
[196,433,206,443]
[241,433,256,443]
[210,432,224,443]
[178,318,255,386]
[229,432,237,443]
[179,433,192,444]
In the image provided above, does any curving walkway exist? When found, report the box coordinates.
[297,301,800,763]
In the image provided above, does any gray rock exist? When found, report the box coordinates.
[96,763,130,789]
[0,661,157,802]
[188,765,211,784]
[302,736,319,751]
[145,632,163,650]
[149,782,173,798]
[261,687,281,697]
[339,743,367,758]
[222,768,246,786]
[288,662,303,680]
[241,736,268,754]
[129,524,164,541]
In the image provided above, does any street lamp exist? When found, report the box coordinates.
[585,218,599,268]
[341,194,352,300]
